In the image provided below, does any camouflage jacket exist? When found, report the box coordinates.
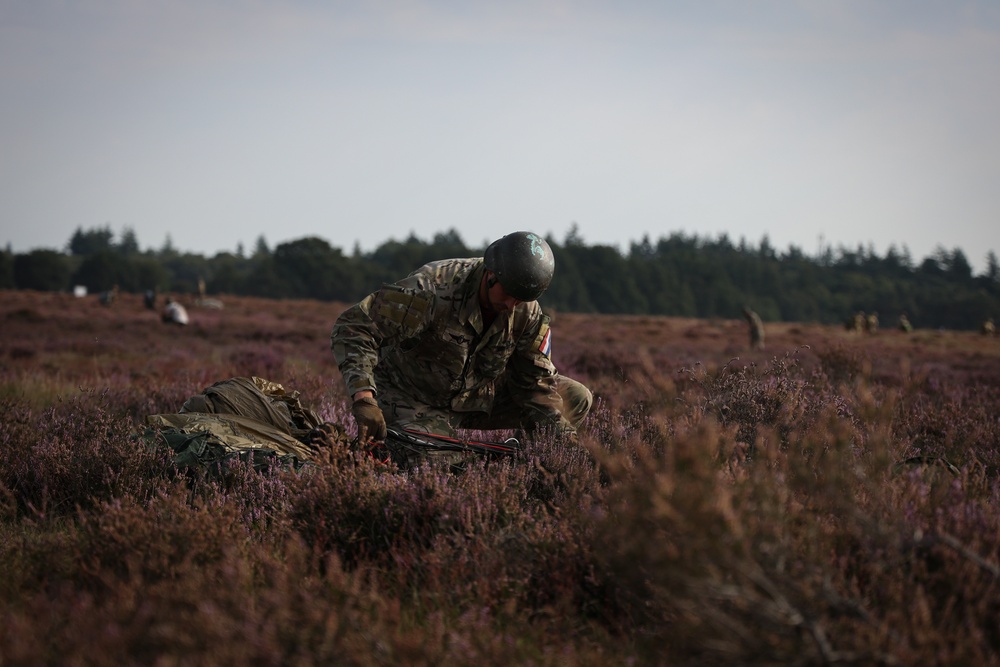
[331,258,565,424]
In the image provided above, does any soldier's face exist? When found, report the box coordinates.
[484,274,523,314]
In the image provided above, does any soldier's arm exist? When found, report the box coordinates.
[331,294,381,398]
[331,285,434,398]
[505,311,573,431]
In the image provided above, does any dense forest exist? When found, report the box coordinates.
[2,224,998,330]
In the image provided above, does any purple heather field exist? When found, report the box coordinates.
[2,289,999,666]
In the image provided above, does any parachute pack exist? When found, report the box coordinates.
[141,376,520,476]
[141,376,331,476]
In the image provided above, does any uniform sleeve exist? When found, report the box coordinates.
[331,285,434,398]
[505,311,574,431]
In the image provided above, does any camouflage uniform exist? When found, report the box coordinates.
[743,307,764,350]
[331,258,592,442]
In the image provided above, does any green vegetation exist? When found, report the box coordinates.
[3,224,999,330]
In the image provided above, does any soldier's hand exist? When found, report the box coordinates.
[352,396,387,443]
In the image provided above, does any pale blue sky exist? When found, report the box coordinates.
[2,1,998,271]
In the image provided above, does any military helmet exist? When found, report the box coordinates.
[483,231,555,301]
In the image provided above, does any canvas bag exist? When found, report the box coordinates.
[143,376,327,473]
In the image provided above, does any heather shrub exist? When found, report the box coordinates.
[0,392,172,519]
[892,381,1000,473]
[586,358,1000,665]
[210,460,299,537]
[100,381,201,423]
[0,518,82,603]
[816,342,871,386]
[590,402,892,663]
[3,293,1000,665]
[843,463,1000,664]
[563,344,679,410]
[286,448,417,568]
[286,434,619,643]
[0,503,399,666]
[227,343,287,379]
[676,351,845,460]
[581,395,676,466]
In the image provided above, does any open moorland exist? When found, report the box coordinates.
[2,289,1000,666]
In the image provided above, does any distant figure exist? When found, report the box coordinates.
[143,289,157,310]
[98,285,119,306]
[865,311,879,334]
[194,277,224,309]
[898,313,913,333]
[742,306,765,350]
[846,311,866,333]
[161,297,190,326]
[983,318,996,336]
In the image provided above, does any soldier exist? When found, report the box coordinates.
[98,284,119,306]
[331,231,592,462]
[898,313,913,333]
[865,311,879,334]
[742,306,765,350]
[161,297,189,326]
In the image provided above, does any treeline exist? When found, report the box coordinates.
[2,225,998,330]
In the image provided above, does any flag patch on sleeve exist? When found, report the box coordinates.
[539,328,552,356]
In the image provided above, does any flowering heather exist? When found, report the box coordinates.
[2,289,1000,665]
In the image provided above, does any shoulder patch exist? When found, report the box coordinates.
[539,327,552,356]
[535,315,552,357]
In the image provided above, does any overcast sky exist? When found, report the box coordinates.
[2,1,998,272]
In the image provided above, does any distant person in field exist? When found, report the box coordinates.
[983,318,996,336]
[144,289,157,310]
[330,231,592,458]
[161,297,189,326]
[865,311,879,334]
[742,306,765,350]
[898,313,913,333]
[98,285,119,306]
[193,277,225,310]
[846,311,866,333]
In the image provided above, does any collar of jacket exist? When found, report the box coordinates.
[459,260,517,338]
